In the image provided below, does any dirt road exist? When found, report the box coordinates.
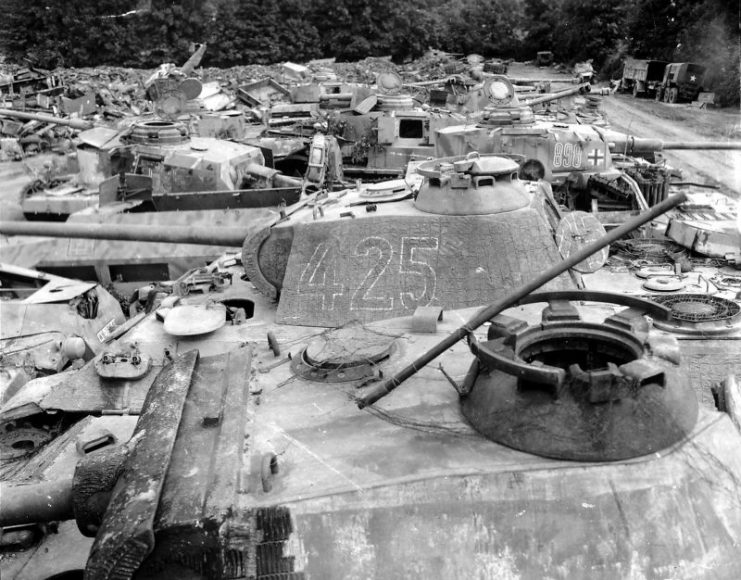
[602,94,741,197]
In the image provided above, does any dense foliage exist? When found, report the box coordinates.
[1,0,738,105]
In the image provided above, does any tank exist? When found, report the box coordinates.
[144,42,208,116]
[326,72,467,180]
[328,73,597,181]
[434,75,741,213]
[0,263,126,461]
[5,118,314,292]
[1,154,741,579]
[18,119,304,220]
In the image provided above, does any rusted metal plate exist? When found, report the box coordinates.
[283,423,741,578]
[152,186,301,211]
[22,281,97,304]
[679,339,741,408]
[461,364,698,461]
[555,211,609,273]
[247,388,741,579]
[135,347,253,576]
[152,347,251,521]
[85,350,198,579]
[667,217,740,258]
[30,357,156,416]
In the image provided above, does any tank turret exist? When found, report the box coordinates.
[414,153,527,215]
[327,71,467,179]
[144,43,208,116]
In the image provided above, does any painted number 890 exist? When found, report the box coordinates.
[552,142,583,168]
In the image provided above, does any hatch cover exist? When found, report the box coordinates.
[555,212,608,273]
[651,294,741,334]
[292,323,396,382]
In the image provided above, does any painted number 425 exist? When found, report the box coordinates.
[298,236,439,311]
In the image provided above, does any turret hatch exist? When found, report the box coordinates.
[462,291,698,461]
[415,152,528,215]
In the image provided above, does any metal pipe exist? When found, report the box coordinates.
[0,481,74,526]
[0,222,247,247]
[357,192,688,409]
[0,108,94,130]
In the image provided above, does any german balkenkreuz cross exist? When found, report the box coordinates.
[588,148,605,166]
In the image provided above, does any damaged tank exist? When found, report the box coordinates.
[1,152,741,579]
[327,72,602,182]
[0,263,126,461]
[2,118,314,293]
[18,118,304,220]
[434,75,741,215]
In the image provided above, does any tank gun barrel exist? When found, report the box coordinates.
[179,42,207,76]
[510,77,585,84]
[404,76,458,88]
[357,191,688,409]
[0,221,247,247]
[605,132,741,154]
[0,108,94,130]
[521,83,591,107]
[660,141,741,150]
[404,76,589,89]
[0,480,74,526]
[244,162,303,188]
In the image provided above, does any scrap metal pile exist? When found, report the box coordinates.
[0,48,598,160]
[1,47,741,580]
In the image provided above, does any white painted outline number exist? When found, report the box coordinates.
[552,142,583,168]
[400,237,438,309]
[301,235,440,312]
[351,236,394,311]
[298,239,344,310]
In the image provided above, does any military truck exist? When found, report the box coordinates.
[619,58,669,97]
[655,62,706,103]
[536,51,554,66]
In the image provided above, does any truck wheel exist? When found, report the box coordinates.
[655,88,664,102]
[632,84,639,98]
[668,88,678,103]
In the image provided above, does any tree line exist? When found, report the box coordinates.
[1,0,738,105]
